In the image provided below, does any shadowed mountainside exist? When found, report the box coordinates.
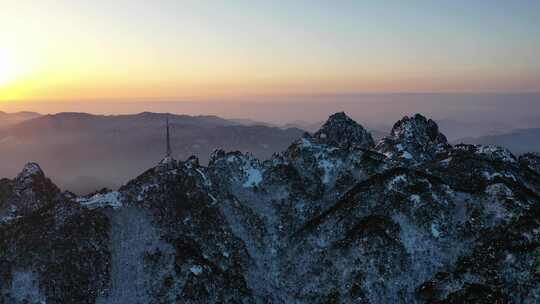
[1,112,540,303]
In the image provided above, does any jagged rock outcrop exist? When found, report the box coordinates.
[1,112,539,303]
[312,112,375,150]
[0,163,110,304]
[376,114,451,164]
[0,163,63,221]
[520,152,540,175]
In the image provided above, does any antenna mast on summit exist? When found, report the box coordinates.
[166,114,172,158]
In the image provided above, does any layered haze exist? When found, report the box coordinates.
[2,95,540,194]
[3,92,540,133]
[0,112,303,194]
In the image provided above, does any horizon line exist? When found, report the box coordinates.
[2,90,540,104]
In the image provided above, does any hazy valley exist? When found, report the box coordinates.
[1,110,539,195]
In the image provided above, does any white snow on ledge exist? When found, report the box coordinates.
[190,265,203,275]
[318,159,336,185]
[242,164,263,188]
[401,151,413,160]
[0,214,21,224]
[76,191,123,210]
[387,174,408,191]
[475,145,516,163]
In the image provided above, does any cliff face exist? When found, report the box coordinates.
[1,113,539,304]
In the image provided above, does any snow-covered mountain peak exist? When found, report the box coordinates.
[208,149,264,190]
[156,156,178,172]
[1,162,62,220]
[389,114,448,147]
[14,162,55,195]
[376,113,450,164]
[312,112,374,150]
[16,163,45,182]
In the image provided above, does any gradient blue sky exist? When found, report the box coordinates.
[1,0,539,104]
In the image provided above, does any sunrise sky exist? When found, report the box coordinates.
[1,0,539,104]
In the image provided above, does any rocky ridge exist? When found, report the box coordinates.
[1,113,539,303]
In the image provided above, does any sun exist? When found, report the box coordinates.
[0,48,19,86]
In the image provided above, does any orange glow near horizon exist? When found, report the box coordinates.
[1,1,539,104]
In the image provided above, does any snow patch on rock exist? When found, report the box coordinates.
[387,174,408,191]
[318,159,335,184]
[77,191,123,209]
[242,165,263,188]
[431,223,441,238]
[190,265,203,275]
[475,145,516,163]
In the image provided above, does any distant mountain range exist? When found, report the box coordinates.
[2,110,538,194]
[435,118,514,140]
[0,111,41,128]
[456,128,540,155]
[0,112,303,194]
